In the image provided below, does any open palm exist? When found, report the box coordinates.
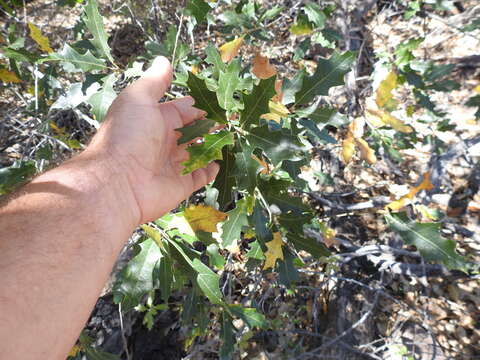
[90,57,219,223]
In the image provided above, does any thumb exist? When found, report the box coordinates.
[124,56,173,103]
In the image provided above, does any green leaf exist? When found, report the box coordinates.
[286,233,330,258]
[295,51,356,105]
[466,95,480,119]
[182,131,234,175]
[234,144,261,193]
[259,178,308,215]
[3,47,39,63]
[212,146,236,210]
[246,241,265,260]
[290,14,314,35]
[278,212,313,234]
[83,0,114,64]
[240,76,276,129]
[156,255,173,302]
[246,125,302,165]
[385,212,468,271]
[462,19,480,32]
[229,305,268,329]
[207,243,226,269]
[281,159,309,189]
[217,59,241,111]
[176,119,216,145]
[187,72,227,123]
[299,118,336,144]
[45,44,107,72]
[278,249,300,287]
[222,198,249,247]
[113,238,162,312]
[0,161,36,195]
[186,0,210,23]
[296,105,348,129]
[282,70,306,105]
[205,42,225,77]
[87,73,117,122]
[304,2,326,28]
[191,258,224,305]
[252,202,272,245]
[219,312,236,360]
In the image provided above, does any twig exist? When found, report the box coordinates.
[118,303,131,360]
[171,12,185,67]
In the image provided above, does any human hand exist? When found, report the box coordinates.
[87,56,219,225]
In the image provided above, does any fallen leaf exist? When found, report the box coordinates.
[355,138,377,164]
[252,53,277,79]
[28,23,53,53]
[475,85,480,94]
[263,232,284,270]
[386,172,434,211]
[0,69,21,83]
[376,70,398,110]
[342,132,356,164]
[366,107,413,133]
[184,204,227,232]
[219,36,244,62]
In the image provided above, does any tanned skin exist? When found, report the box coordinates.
[0,57,219,359]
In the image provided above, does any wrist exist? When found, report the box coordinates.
[36,149,141,236]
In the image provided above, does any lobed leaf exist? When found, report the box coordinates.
[385,212,468,271]
[182,131,234,174]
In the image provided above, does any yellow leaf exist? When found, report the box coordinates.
[355,138,377,164]
[191,64,199,75]
[366,107,413,133]
[475,85,480,94]
[49,121,66,135]
[318,221,338,247]
[386,172,434,211]
[342,132,356,164]
[263,232,284,270]
[260,100,290,123]
[375,70,398,110]
[68,345,82,357]
[244,228,256,239]
[252,53,277,79]
[0,68,21,83]
[219,36,244,62]
[290,22,313,36]
[140,224,164,249]
[28,23,53,53]
[184,204,227,233]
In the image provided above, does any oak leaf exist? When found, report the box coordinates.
[184,204,227,233]
[219,37,244,62]
[252,53,277,79]
[28,23,53,53]
[386,172,434,211]
[0,69,21,83]
[376,70,398,110]
[260,100,290,123]
[263,232,284,270]
[342,132,356,164]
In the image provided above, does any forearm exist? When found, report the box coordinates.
[0,149,138,359]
